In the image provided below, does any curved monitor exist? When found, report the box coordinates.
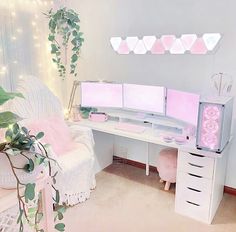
[81,82,123,108]
[123,84,166,114]
[166,89,200,126]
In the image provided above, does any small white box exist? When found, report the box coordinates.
[196,96,233,153]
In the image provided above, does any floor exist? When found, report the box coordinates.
[65,163,236,232]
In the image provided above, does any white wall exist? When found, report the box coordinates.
[65,0,236,187]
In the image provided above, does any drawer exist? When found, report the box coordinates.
[175,194,210,223]
[178,151,215,179]
[177,171,213,197]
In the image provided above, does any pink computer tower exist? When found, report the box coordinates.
[196,96,233,153]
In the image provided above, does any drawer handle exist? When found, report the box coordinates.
[189,153,205,158]
[188,162,204,168]
[187,187,201,193]
[186,201,200,207]
[188,173,203,178]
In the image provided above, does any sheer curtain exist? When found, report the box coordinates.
[0,0,64,101]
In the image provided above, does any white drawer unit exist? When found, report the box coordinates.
[177,151,215,179]
[175,149,228,224]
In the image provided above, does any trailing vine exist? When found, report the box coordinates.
[45,7,84,79]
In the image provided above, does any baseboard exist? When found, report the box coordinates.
[224,186,236,196]
[113,156,236,196]
[113,156,157,173]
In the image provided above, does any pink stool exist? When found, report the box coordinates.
[156,148,178,191]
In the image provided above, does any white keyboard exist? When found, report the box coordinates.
[115,122,146,133]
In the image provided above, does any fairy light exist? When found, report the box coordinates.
[11,11,16,17]
[31,21,36,27]
[0,66,7,75]
[19,75,24,79]
[13,60,18,64]
[11,36,17,41]
[16,28,23,33]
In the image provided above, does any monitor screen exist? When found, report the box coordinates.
[166,89,200,126]
[80,82,123,108]
[123,84,166,114]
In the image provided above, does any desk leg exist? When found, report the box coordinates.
[146,143,149,176]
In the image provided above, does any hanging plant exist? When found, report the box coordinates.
[45,7,84,78]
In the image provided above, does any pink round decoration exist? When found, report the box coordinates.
[157,148,178,183]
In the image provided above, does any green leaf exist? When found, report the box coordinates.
[17,209,23,224]
[48,34,55,41]
[36,132,44,140]
[58,212,64,220]
[24,159,34,173]
[0,87,24,106]
[13,123,20,134]
[54,189,60,204]
[21,126,28,134]
[0,112,22,128]
[51,44,58,54]
[25,183,35,202]
[71,54,78,63]
[55,223,65,232]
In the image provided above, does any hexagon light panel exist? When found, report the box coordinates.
[110,33,221,55]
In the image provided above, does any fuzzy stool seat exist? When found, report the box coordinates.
[157,148,178,191]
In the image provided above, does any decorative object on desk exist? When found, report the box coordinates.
[0,86,66,232]
[162,135,174,143]
[156,148,178,191]
[211,72,233,96]
[79,106,97,119]
[71,105,82,122]
[45,7,84,78]
[174,136,187,145]
[89,112,108,122]
[196,96,233,152]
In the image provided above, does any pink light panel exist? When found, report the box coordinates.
[81,82,123,108]
[198,104,222,150]
[123,84,165,114]
[110,33,221,55]
[166,89,200,126]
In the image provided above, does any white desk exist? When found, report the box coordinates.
[73,119,229,224]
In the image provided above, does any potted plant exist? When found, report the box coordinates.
[0,86,65,232]
[45,7,84,79]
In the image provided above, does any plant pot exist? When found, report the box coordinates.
[0,152,43,189]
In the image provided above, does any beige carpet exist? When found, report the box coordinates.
[64,163,236,232]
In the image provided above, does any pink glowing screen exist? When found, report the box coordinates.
[123,84,165,114]
[81,82,123,108]
[166,89,200,126]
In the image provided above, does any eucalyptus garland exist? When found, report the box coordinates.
[45,8,84,78]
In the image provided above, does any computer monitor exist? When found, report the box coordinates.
[80,82,123,108]
[166,89,200,126]
[123,83,166,114]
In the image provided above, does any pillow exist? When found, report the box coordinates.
[26,116,74,156]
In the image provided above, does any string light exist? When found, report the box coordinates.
[16,28,23,33]
[0,66,7,75]
[11,11,16,17]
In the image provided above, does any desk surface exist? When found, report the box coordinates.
[71,119,225,158]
